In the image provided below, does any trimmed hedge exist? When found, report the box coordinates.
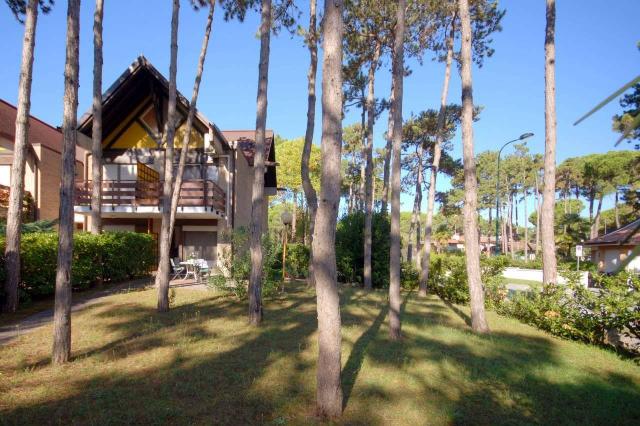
[0,231,155,301]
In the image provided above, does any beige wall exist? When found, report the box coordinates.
[592,245,640,273]
[32,144,84,222]
[233,150,253,231]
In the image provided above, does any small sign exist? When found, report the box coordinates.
[575,245,583,257]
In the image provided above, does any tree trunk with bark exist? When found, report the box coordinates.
[419,17,455,295]
[363,41,381,291]
[541,0,558,285]
[301,0,318,287]
[52,0,80,364]
[89,0,104,235]
[535,170,541,256]
[291,191,297,241]
[3,0,39,313]
[458,0,489,333]
[389,0,406,341]
[169,1,214,240]
[248,0,271,326]
[155,0,180,312]
[313,0,343,417]
[591,193,603,239]
[524,179,529,261]
[614,190,620,228]
[381,78,394,215]
[509,194,515,258]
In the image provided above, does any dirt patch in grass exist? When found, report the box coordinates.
[1,281,638,425]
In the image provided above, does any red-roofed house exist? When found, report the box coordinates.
[584,218,640,273]
[0,99,86,224]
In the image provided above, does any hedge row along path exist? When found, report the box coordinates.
[0,278,154,345]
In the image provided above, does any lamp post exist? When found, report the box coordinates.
[495,132,534,255]
[280,210,293,291]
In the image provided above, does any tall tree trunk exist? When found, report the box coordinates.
[89,0,104,235]
[535,170,540,256]
[155,0,180,312]
[591,193,603,238]
[301,0,318,288]
[459,0,489,333]
[248,0,271,326]
[615,190,620,228]
[509,194,515,258]
[363,41,381,291]
[389,0,406,341]
[524,183,529,261]
[407,145,424,264]
[541,0,558,285]
[407,191,419,263]
[381,78,394,215]
[3,0,39,313]
[501,209,507,253]
[419,16,455,296]
[291,190,297,242]
[52,0,80,364]
[169,1,215,241]
[313,0,343,417]
[358,91,366,211]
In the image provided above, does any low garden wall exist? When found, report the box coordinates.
[503,267,590,287]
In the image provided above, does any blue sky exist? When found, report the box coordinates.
[1,0,639,214]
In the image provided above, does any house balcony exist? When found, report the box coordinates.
[73,179,226,219]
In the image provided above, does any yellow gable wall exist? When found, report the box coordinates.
[174,122,204,149]
[110,121,157,149]
[104,99,205,150]
[103,98,150,148]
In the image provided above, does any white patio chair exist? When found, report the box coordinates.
[170,258,186,280]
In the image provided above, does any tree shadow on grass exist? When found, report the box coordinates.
[342,303,388,409]
[2,282,387,424]
[2,283,639,425]
[356,294,640,425]
[442,299,472,327]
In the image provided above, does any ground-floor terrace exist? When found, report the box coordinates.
[74,175,229,270]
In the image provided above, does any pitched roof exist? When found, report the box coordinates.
[584,218,640,246]
[77,56,228,149]
[0,99,63,153]
[221,130,274,167]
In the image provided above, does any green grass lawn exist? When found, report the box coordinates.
[1,281,638,425]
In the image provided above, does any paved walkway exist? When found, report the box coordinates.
[0,277,172,345]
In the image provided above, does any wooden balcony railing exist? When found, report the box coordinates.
[0,184,36,221]
[74,179,226,214]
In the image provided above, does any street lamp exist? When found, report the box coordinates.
[280,210,293,290]
[495,132,534,255]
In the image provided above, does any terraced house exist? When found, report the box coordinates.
[74,56,277,268]
[0,99,86,226]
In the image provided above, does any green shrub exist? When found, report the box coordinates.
[494,270,639,352]
[0,231,155,302]
[272,243,310,279]
[428,253,508,304]
[401,261,419,290]
[212,228,281,299]
[420,252,639,353]
[335,212,390,288]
